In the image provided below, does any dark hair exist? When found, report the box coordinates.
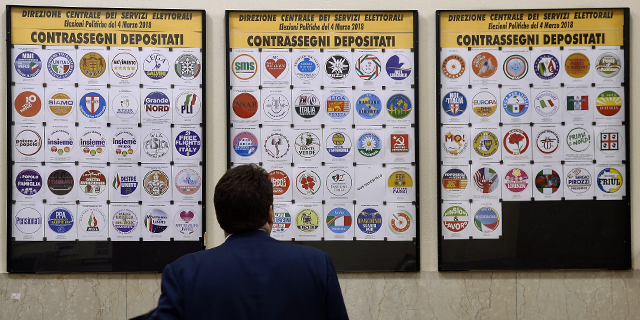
[214,164,273,234]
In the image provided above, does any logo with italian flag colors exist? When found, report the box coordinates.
[534,91,560,117]
[326,207,352,234]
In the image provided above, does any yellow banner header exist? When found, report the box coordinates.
[10,6,203,48]
[229,11,414,49]
[440,9,625,48]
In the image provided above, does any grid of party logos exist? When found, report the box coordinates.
[11,44,204,243]
[229,47,417,242]
[440,46,626,240]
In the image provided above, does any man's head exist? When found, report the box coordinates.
[214,164,274,234]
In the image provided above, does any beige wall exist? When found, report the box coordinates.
[1,0,639,319]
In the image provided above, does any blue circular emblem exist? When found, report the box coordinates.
[502,91,529,117]
[14,51,42,78]
[474,207,499,233]
[355,93,382,119]
[297,57,316,73]
[79,92,107,119]
[233,131,258,157]
[325,93,350,120]
[534,54,560,80]
[326,131,351,157]
[357,208,382,234]
[385,54,412,80]
[326,207,352,234]
[48,207,74,234]
[47,52,75,79]
[442,91,467,116]
[16,169,42,196]
[175,130,202,157]
[144,209,168,234]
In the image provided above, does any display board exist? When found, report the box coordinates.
[226,11,419,271]
[7,5,205,272]
[437,8,631,270]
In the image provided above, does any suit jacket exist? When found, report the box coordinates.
[150,230,349,320]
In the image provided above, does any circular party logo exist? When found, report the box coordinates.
[294,55,319,80]
[47,52,74,79]
[442,54,466,79]
[326,93,350,120]
[295,93,320,119]
[357,132,381,157]
[564,53,590,78]
[326,207,352,234]
[535,169,561,194]
[503,55,528,80]
[79,130,106,157]
[442,130,468,156]
[269,170,290,196]
[536,129,560,154]
[80,52,106,78]
[175,92,201,119]
[79,207,107,235]
[472,91,497,117]
[112,170,138,196]
[47,169,74,196]
[503,129,529,155]
[15,207,42,234]
[264,54,288,80]
[566,167,592,194]
[473,167,499,194]
[175,130,201,157]
[473,131,499,157]
[534,54,559,80]
[263,94,290,120]
[595,90,622,117]
[565,90,589,115]
[472,52,497,78]
[443,206,469,233]
[325,55,350,80]
[47,129,74,156]
[144,209,168,234]
[504,168,529,193]
[175,54,201,80]
[326,132,352,158]
[111,52,138,79]
[143,53,170,80]
[175,168,201,195]
[296,170,321,195]
[16,169,42,196]
[357,208,382,235]
[534,91,560,117]
[79,92,107,119]
[112,209,138,235]
[386,54,412,80]
[474,207,499,233]
[144,170,170,196]
[442,91,467,116]
[597,168,622,194]
[442,168,468,193]
[79,169,107,196]
[566,127,591,152]
[15,129,42,156]
[143,131,170,158]
[264,133,290,159]
[356,93,382,119]
[14,91,42,118]
[272,207,291,234]
[355,54,381,80]
[48,207,74,234]
[47,92,74,118]
[15,51,42,78]
[387,94,412,119]
[388,171,413,195]
[595,53,621,78]
[233,92,259,119]
[296,208,320,233]
[144,92,171,118]
[390,210,412,235]
[502,91,529,117]
[232,54,258,80]
[111,131,138,157]
[326,169,352,196]
[111,92,139,120]
[294,132,321,158]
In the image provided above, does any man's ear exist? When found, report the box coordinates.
[268,205,274,225]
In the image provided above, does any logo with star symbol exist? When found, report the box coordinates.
[175,54,201,80]
[111,52,138,79]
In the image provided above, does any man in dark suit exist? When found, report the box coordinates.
[150,164,349,320]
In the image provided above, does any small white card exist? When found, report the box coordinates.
[385,125,415,164]
[45,163,77,202]
[291,87,323,125]
[230,87,260,124]
[13,202,45,241]
[470,163,502,200]
[13,162,46,202]
[77,46,109,85]
[500,86,532,124]
[441,164,472,201]
[140,163,173,202]
[563,162,595,200]
[77,203,109,241]
[440,48,470,87]
[76,85,108,124]
[323,49,354,87]
[265,163,294,202]
[468,86,500,125]
[385,164,416,202]
[354,126,385,164]
[470,200,502,239]
[109,202,140,241]
[324,165,354,202]
[13,124,45,162]
[171,48,202,86]
[13,84,45,124]
[354,203,384,240]
[291,126,323,164]
[386,203,416,241]
[323,127,355,164]
[383,49,414,87]
[173,203,202,241]
[532,124,564,163]
[354,165,385,202]
[44,85,77,124]
[353,49,384,88]
[173,86,202,124]
[141,87,172,125]
[594,163,626,200]
[501,163,533,201]
[261,126,294,164]
[293,165,323,202]
[230,126,261,164]
[442,201,472,240]
[108,125,141,163]
[270,202,295,241]
[173,163,202,202]
[230,48,260,87]
[532,163,563,201]
[141,202,172,241]
[77,126,108,163]
[291,49,322,88]
[109,87,141,125]
[293,203,323,241]
[440,125,470,164]
[261,49,291,88]
[140,47,172,87]
[44,203,77,241]
[261,87,292,125]
[109,163,141,202]
[173,125,203,162]
[77,163,109,202]
[323,203,355,241]
[562,46,593,86]
[564,124,595,162]
[109,47,141,86]
[44,124,76,162]
[140,126,173,163]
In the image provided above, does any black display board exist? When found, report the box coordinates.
[226,11,419,271]
[7,6,207,272]
[436,8,631,270]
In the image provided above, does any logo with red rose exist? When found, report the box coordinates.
[503,128,529,155]
[296,170,321,195]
